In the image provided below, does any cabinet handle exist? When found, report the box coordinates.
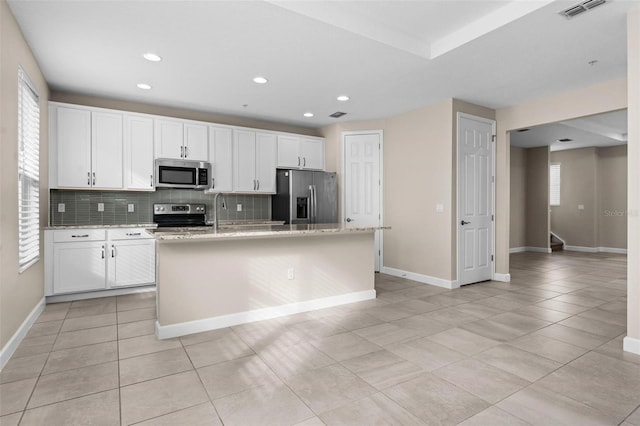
[298,156,301,167]
[303,157,306,167]
[184,146,189,158]
[101,245,105,259]
[150,174,153,187]
[212,177,215,189]
[256,180,260,191]
[72,234,89,238]
[87,172,91,186]
[125,232,141,236]
[253,179,256,190]
[92,172,96,186]
[180,146,184,158]
[111,245,115,258]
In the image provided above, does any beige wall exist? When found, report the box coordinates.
[549,145,627,249]
[550,147,598,247]
[626,7,639,346]
[509,147,527,248]
[1,0,50,350]
[50,91,321,137]
[525,147,550,249]
[321,99,494,283]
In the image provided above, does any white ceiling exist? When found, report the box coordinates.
[509,109,628,151]
[7,0,636,129]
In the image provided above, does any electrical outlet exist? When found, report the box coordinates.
[435,203,444,213]
[128,203,135,213]
[287,268,295,280]
[97,203,104,212]
[57,203,65,213]
[237,204,242,212]
[578,204,585,211]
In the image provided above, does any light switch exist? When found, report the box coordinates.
[97,203,104,212]
[237,204,242,212]
[435,203,444,213]
[57,203,65,213]
[128,203,135,213]
[578,204,585,211]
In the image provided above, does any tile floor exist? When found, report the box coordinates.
[1,251,639,425]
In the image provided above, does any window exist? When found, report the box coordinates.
[18,67,40,272]
[550,163,561,207]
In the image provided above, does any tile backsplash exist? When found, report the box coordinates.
[49,189,271,226]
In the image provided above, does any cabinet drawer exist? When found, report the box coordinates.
[53,229,105,242]
[108,228,154,240]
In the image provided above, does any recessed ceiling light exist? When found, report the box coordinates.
[143,52,162,62]
[303,112,314,118]
[337,95,350,102]
[253,76,268,84]
[137,83,152,90]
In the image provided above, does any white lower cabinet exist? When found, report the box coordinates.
[45,228,156,296]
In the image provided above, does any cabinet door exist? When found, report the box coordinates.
[125,115,154,190]
[255,132,277,193]
[233,130,257,192]
[300,138,325,170]
[155,119,183,159]
[277,135,301,168]
[56,107,92,188]
[53,241,106,294]
[184,123,208,161]
[209,126,233,192]
[108,239,156,288]
[92,111,124,189]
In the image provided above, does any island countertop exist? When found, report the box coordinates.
[149,223,389,242]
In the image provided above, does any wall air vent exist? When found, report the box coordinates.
[560,0,607,19]
[329,111,347,118]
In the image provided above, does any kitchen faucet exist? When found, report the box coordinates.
[211,192,226,230]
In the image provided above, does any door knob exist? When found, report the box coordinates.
[461,220,470,225]
[346,218,353,222]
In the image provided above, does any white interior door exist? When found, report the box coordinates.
[343,132,382,271]
[458,114,495,285]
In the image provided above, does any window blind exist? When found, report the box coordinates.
[18,67,40,272]
[550,163,560,207]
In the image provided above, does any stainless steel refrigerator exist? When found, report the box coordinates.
[272,170,338,224]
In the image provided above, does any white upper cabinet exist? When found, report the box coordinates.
[51,105,123,189]
[233,130,277,193]
[276,135,325,170]
[209,126,233,192]
[124,115,154,190]
[155,118,208,161]
[91,111,123,189]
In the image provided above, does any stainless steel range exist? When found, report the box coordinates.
[153,203,208,228]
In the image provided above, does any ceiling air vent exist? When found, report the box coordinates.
[517,128,530,132]
[556,138,573,142]
[330,111,347,118]
[560,0,607,19]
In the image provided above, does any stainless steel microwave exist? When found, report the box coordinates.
[155,158,212,189]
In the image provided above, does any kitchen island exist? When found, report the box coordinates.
[151,224,385,339]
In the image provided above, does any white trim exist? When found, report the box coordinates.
[550,231,566,246]
[493,273,511,282]
[525,246,552,253]
[456,113,497,286]
[46,286,155,304]
[341,130,384,272]
[509,247,527,253]
[156,289,376,339]
[0,297,45,369]
[564,245,627,254]
[623,336,640,355]
[381,266,459,289]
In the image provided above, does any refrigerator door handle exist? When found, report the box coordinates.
[312,185,318,223]
[308,185,314,223]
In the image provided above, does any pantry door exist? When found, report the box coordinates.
[343,131,382,271]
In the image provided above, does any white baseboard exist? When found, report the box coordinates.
[509,247,527,253]
[493,273,511,282]
[381,267,458,289]
[46,285,156,303]
[156,289,376,340]
[1,297,45,370]
[623,336,640,355]
[564,246,627,254]
[525,246,552,253]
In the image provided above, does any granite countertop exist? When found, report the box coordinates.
[45,224,158,230]
[150,223,389,242]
